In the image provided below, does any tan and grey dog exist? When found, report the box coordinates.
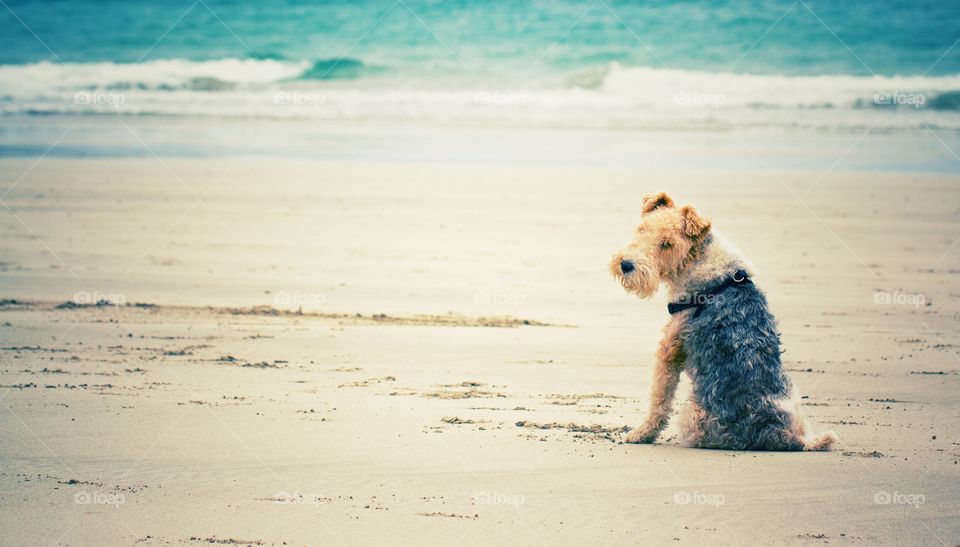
[610,192,836,451]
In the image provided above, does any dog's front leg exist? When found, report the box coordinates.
[625,317,685,444]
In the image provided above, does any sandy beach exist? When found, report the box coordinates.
[1,158,958,545]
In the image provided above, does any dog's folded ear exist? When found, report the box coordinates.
[681,205,711,239]
[641,192,675,215]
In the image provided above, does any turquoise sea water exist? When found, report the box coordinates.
[1,0,959,165]
[3,0,960,75]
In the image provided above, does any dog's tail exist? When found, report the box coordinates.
[804,430,838,451]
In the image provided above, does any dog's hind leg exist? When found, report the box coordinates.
[625,317,686,444]
[775,395,838,451]
[752,415,836,451]
[803,431,838,451]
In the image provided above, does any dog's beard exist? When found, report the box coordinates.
[609,255,660,298]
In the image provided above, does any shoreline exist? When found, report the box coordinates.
[1,116,959,174]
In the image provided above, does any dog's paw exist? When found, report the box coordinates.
[624,426,657,444]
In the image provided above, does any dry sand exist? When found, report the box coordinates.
[0,158,958,545]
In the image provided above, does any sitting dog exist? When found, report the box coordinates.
[609,192,836,451]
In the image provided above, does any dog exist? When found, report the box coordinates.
[609,192,836,451]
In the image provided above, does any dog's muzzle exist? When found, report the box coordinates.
[610,254,659,297]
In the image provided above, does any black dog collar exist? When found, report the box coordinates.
[667,269,752,317]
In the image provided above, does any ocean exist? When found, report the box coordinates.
[1,0,959,166]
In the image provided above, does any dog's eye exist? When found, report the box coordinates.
[659,241,672,250]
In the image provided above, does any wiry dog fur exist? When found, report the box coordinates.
[610,192,836,451]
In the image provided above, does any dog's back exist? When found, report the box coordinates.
[683,275,833,451]
[684,278,790,417]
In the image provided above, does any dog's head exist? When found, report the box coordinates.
[609,192,711,297]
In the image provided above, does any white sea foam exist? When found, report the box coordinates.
[2,59,959,131]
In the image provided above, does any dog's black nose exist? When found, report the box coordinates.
[619,260,635,274]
